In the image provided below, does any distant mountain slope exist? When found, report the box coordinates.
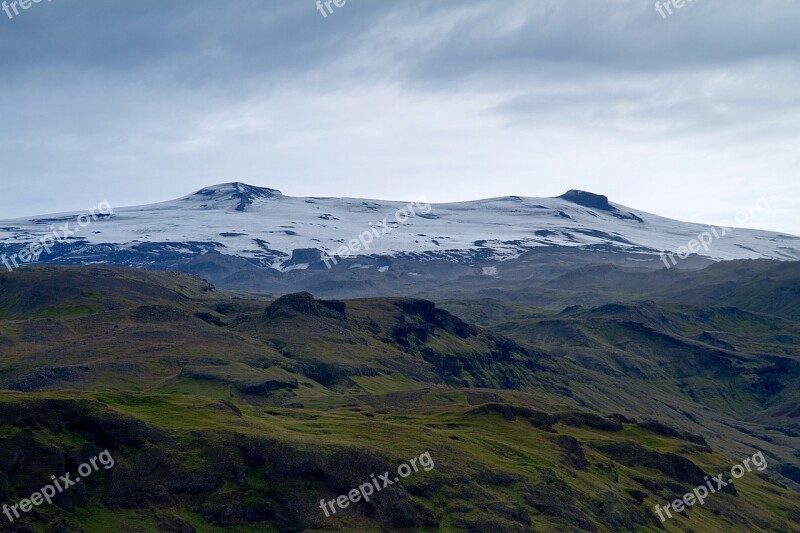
[1,183,797,285]
[538,260,800,319]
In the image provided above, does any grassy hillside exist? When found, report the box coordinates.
[0,265,798,532]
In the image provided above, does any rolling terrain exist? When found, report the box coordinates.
[0,264,798,531]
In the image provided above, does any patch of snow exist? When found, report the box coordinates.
[1,183,798,267]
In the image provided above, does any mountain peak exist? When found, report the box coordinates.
[559,190,613,211]
[186,182,282,211]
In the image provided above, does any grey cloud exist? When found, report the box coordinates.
[402,1,800,82]
[0,0,797,236]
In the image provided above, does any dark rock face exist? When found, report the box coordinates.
[194,311,225,326]
[236,378,299,395]
[636,421,710,449]
[392,299,478,343]
[413,301,478,339]
[0,400,165,455]
[523,469,598,532]
[265,292,346,320]
[0,399,432,531]
[133,445,164,478]
[555,435,589,471]
[627,488,647,504]
[285,248,325,267]
[229,183,281,211]
[593,441,708,486]
[466,403,556,431]
[560,190,613,211]
[155,515,197,533]
[0,401,165,517]
[190,182,281,212]
[559,190,644,222]
[132,305,190,323]
[1,366,91,392]
[778,464,800,484]
[272,292,323,316]
[386,300,540,390]
[556,411,624,432]
[179,366,299,395]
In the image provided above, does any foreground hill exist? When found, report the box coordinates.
[0,265,798,531]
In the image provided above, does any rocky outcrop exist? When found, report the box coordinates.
[467,403,556,431]
[0,366,91,392]
[556,411,624,432]
[593,441,708,486]
[265,292,346,320]
[0,399,436,531]
[636,421,710,450]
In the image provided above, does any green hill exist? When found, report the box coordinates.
[0,265,798,532]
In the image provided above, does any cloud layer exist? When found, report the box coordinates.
[1,0,798,234]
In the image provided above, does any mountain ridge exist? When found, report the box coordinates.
[1,183,798,296]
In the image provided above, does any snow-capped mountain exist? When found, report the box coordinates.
[1,183,798,291]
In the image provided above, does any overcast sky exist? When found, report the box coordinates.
[1,0,798,234]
